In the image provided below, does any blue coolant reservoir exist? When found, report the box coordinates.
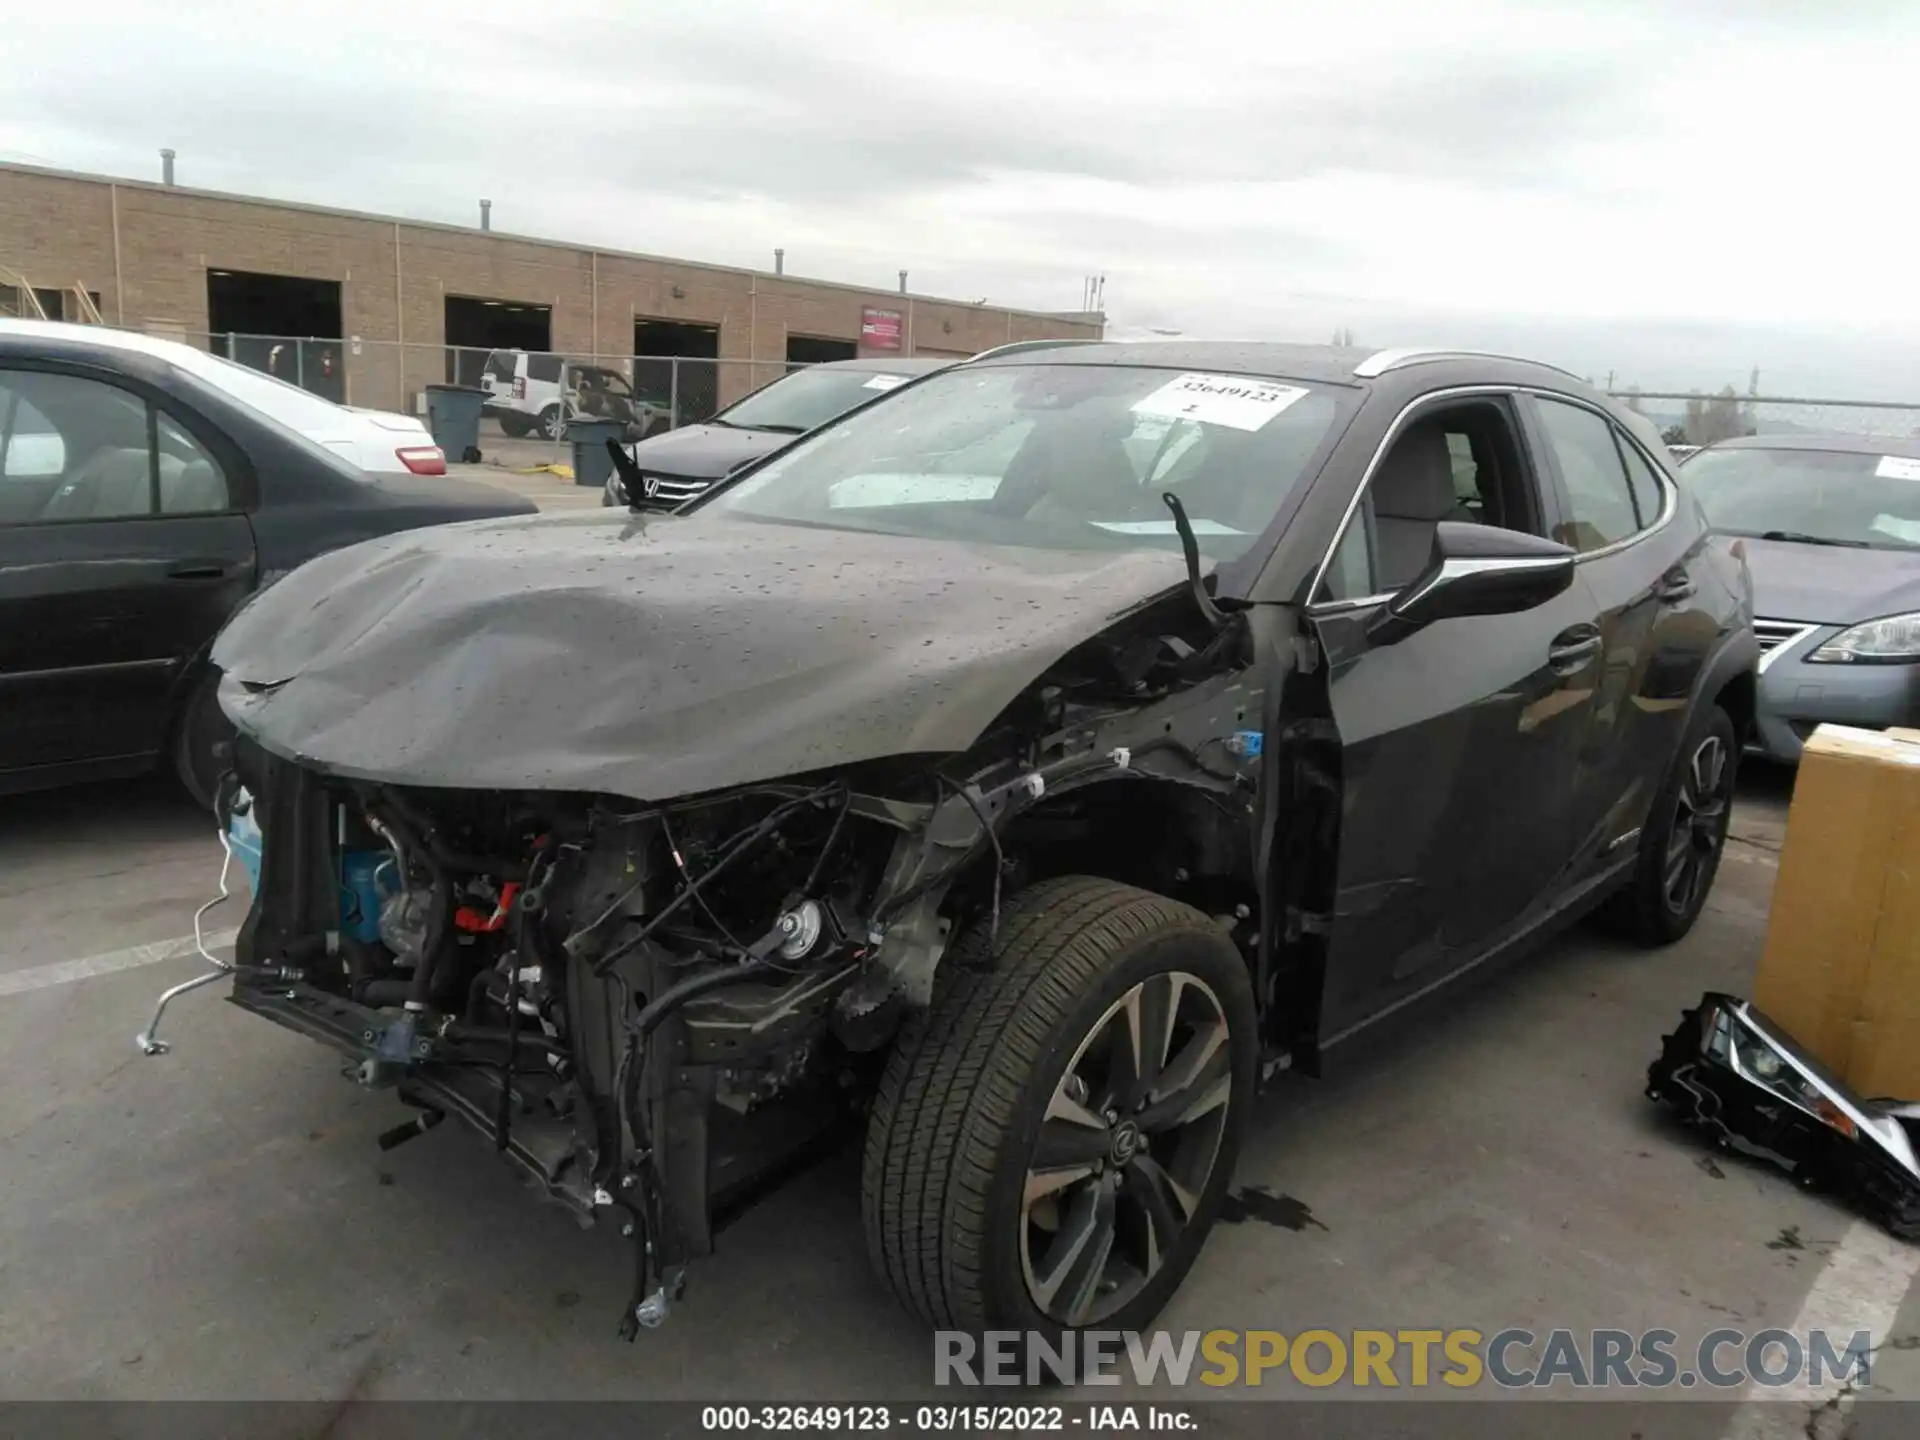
[224,790,394,940]
[339,851,399,943]
[228,792,264,894]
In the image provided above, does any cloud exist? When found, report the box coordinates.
[2,0,1917,395]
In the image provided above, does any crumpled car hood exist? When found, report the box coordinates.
[212,509,1187,800]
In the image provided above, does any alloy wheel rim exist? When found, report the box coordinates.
[1019,970,1233,1326]
[1664,734,1732,915]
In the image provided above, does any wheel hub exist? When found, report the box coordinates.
[1018,969,1234,1326]
[1664,733,1733,915]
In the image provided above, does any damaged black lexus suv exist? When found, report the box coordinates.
[176,341,1757,1337]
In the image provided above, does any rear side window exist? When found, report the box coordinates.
[1618,439,1666,528]
[1534,397,1643,552]
[527,354,564,383]
[155,411,230,514]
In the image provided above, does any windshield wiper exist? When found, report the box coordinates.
[1758,529,1871,548]
[743,422,807,435]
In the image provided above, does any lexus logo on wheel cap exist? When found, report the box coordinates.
[1110,1121,1141,1166]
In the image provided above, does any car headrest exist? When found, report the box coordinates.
[1373,422,1461,523]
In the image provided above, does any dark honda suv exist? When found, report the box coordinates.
[182,341,1755,1339]
[600,356,951,506]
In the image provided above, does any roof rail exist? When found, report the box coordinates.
[965,337,1107,364]
[1352,346,1584,382]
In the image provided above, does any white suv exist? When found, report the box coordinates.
[479,350,571,438]
[479,351,668,441]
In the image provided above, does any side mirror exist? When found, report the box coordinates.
[1365,521,1576,646]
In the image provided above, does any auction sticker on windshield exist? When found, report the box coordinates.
[1875,455,1920,481]
[863,374,909,391]
[1132,372,1310,432]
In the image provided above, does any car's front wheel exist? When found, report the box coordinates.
[862,876,1257,1333]
[1606,705,1738,946]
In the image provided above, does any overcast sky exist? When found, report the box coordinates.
[3,0,1917,399]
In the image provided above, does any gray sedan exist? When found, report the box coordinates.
[1682,433,1920,761]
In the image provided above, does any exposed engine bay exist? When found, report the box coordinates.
[167,584,1322,1338]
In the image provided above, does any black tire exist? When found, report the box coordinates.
[498,413,532,439]
[1604,705,1738,946]
[1884,1189,1920,1243]
[862,876,1258,1334]
[172,669,234,811]
[538,405,566,442]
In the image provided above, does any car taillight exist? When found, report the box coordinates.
[396,446,447,475]
[513,377,526,399]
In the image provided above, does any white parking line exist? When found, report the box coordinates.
[1723,1218,1920,1437]
[0,929,238,998]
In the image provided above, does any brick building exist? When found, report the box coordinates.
[0,161,1102,413]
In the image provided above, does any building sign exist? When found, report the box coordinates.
[860,306,904,351]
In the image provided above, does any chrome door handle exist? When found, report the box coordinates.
[1548,630,1602,672]
[1655,571,1696,603]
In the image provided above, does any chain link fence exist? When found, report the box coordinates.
[1608,390,1920,458]
[206,333,351,403]
[185,336,794,426]
[177,331,800,451]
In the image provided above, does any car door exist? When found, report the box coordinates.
[0,365,255,781]
[1306,391,1603,1042]
[1524,394,1714,871]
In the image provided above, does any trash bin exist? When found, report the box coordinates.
[567,417,627,489]
[423,384,488,464]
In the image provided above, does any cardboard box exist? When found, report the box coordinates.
[1752,725,1920,1101]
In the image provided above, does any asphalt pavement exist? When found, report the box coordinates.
[2,764,1916,1429]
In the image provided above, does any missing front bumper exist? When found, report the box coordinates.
[228,979,597,1216]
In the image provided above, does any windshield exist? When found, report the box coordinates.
[187,352,358,434]
[1683,446,1920,550]
[704,362,1346,559]
[718,366,921,434]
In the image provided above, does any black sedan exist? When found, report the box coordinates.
[1679,432,1920,761]
[198,341,1754,1338]
[0,322,536,804]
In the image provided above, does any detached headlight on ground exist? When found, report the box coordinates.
[1806,610,1920,664]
